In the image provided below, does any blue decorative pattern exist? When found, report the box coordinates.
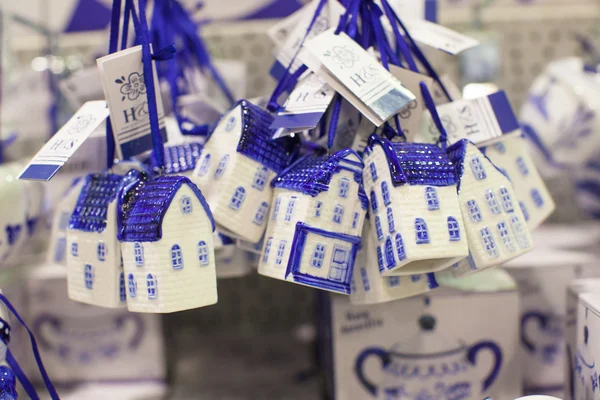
[128,273,137,298]
[519,201,529,221]
[97,242,106,261]
[315,201,322,217]
[415,218,429,244]
[134,243,144,266]
[425,187,439,210]
[375,216,383,241]
[197,154,211,176]
[469,157,487,180]
[146,273,157,299]
[485,190,501,214]
[119,272,126,302]
[339,178,350,198]
[370,191,378,213]
[385,237,396,269]
[263,238,272,263]
[493,142,506,153]
[71,242,78,257]
[230,187,246,210]
[387,276,400,287]
[499,187,514,213]
[360,267,370,292]
[377,246,384,272]
[84,264,93,289]
[254,202,269,225]
[163,143,203,174]
[252,167,268,190]
[180,196,192,214]
[352,212,359,229]
[273,197,281,220]
[480,227,499,258]
[276,241,286,265]
[509,215,530,248]
[381,181,391,205]
[516,156,529,176]
[214,155,229,178]
[447,139,508,191]
[387,208,395,233]
[311,244,325,268]
[370,163,378,181]
[171,244,183,270]
[198,241,209,265]
[118,175,215,242]
[285,197,296,222]
[333,205,344,224]
[467,200,482,222]
[497,221,515,252]
[447,217,460,241]
[395,233,406,261]
[531,188,544,208]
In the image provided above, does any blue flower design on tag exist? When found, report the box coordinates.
[592,371,599,392]
[116,72,146,101]
[329,45,359,68]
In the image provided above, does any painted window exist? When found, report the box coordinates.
[352,212,360,229]
[499,187,514,213]
[134,242,144,266]
[370,163,378,181]
[415,218,429,244]
[351,278,357,294]
[376,246,384,272]
[197,154,211,176]
[272,198,281,220]
[329,246,349,282]
[84,264,93,289]
[387,208,395,233]
[71,242,78,257]
[146,273,157,299]
[395,233,406,261]
[225,116,236,132]
[467,200,482,223]
[381,181,391,206]
[510,215,530,249]
[339,178,350,198]
[480,227,499,258]
[447,217,460,241]
[519,201,530,221]
[411,275,422,283]
[276,241,286,265]
[311,244,326,268]
[493,142,506,153]
[531,188,544,208]
[285,197,296,222]
[171,244,184,270]
[385,237,396,269]
[230,187,246,210]
[360,268,370,292]
[516,156,529,176]
[425,187,440,211]
[252,167,269,190]
[470,157,487,180]
[262,238,273,263]
[198,241,209,265]
[254,202,269,225]
[370,191,378,213]
[315,201,323,217]
[485,190,501,215]
[333,205,344,224]
[54,238,66,263]
[214,155,229,178]
[497,221,515,252]
[97,242,106,261]
[119,272,126,302]
[387,276,400,288]
[180,195,192,214]
[58,211,70,230]
[128,273,137,298]
[375,216,383,241]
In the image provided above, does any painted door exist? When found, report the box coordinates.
[328,245,349,282]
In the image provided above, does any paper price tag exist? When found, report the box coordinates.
[300,29,415,126]
[97,45,168,160]
[19,101,109,181]
[401,19,479,55]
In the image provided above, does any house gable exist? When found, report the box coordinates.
[447,139,510,191]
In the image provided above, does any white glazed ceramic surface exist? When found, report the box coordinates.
[574,293,600,400]
[0,163,28,267]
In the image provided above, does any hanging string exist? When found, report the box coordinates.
[420,81,448,151]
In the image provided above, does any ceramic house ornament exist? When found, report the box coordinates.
[258,149,368,294]
[160,142,203,177]
[446,139,533,277]
[67,170,144,308]
[362,135,468,275]
[118,175,217,313]
[484,136,555,229]
[191,100,293,243]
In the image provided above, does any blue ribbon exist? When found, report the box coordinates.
[420,81,447,150]
[7,349,36,399]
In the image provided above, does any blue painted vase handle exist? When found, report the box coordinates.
[521,311,549,353]
[467,340,502,393]
[354,347,390,396]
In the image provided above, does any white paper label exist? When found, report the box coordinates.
[300,29,416,126]
[97,45,167,160]
[402,19,479,55]
[19,101,109,181]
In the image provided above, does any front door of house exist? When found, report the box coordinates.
[328,246,349,282]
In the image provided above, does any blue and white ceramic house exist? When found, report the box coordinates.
[191,100,293,244]
[447,139,533,277]
[257,149,368,294]
[67,170,143,308]
[484,136,555,229]
[118,175,217,313]
[0,164,28,266]
[48,178,84,266]
[161,142,203,177]
[362,136,468,276]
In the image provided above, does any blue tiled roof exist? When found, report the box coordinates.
[163,143,203,174]
[69,170,143,233]
[367,135,457,187]
[118,175,214,242]
[272,149,364,197]
[234,100,292,173]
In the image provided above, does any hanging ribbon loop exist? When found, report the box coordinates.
[420,81,448,151]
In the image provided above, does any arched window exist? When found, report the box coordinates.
[381,181,391,206]
[480,227,499,258]
[171,244,183,270]
[128,273,137,298]
[84,264,94,289]
[285,197,296,222]
[376,246,384,272]
[385,237,396,269]
[510,215,530,249]
[498,187,514,213]
[339,178,350,198]
[466,200,482,223]
[97,242,106,261]
[333,205,344,224]
[311,243,326,268]
[146,273,157,299]
[360,267,370,292]
[425,187,439,211]
[134,242,144,266]
[411,275,422,283]
[71,242,78,257]
[198,241,209,265]
[230,187,246,210]
[497,221,515,252]
[225,116,236,132]
[387,276,400,288]
[519,201,529,221]
[395,233,406,261]
[214,154,229,178]
[493,142,506,153]
[54,238,66,263]
[531,188,544,208]
[415,218,429,244]
[180,196,192,214]
[447,217,460,241]
[370,163,378,182]
[119,272,126,302]
[516,156,529,176]
[252,167,269,191]
[262,238,273,263]
[352,212,359,229]
[315,201,323,217]
[254,202,269,225]
[197,154,211,176]
[276,241,286,265]
[470,156,487,180]
[375,216,383,241]
[272,198,281,220]
[370,191,378,213]
[387,208,395,233]
[485,190,501,215]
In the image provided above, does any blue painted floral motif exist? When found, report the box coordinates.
[117,72,146,101]
[592,371,599,392]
